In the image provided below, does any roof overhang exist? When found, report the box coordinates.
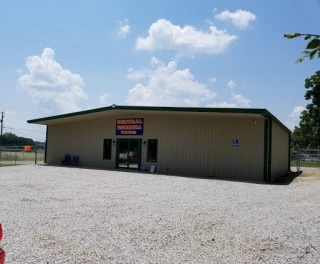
[27,105,291,133]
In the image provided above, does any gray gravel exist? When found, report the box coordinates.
[0,165,320,264]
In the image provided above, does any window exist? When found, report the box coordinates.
[147,139,158,162]
[103,139,112,159]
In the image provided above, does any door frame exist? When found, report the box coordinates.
[116,138,142,169]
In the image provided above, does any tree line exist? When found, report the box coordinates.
[284,33,320,147]
[0,132,36,146]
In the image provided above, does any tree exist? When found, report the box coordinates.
[291,111,316,147]
[291,71,320,146]
[284,33,320,63]
[0,132,35,146]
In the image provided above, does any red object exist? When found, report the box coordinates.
[0,248,5,264]
[0,223,5,264]
[123,156,138,162]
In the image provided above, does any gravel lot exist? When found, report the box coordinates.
[0,165,320,264]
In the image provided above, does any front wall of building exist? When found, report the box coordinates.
[271,121,289,181]
[47,113,265,181]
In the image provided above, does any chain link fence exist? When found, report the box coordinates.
[0,145,45,165]
[291,145,320,171]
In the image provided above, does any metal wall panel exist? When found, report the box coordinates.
[47,113,265,181]
[271,120,289,181]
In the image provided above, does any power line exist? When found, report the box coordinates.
[0,114,45,145]
[5,127,44,141]
[5,126,44,134]
[0,112,4,138]
[6,127,29,136]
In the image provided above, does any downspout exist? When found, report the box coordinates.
[288,131,292,173]
[263,119,269,182]
[267,118,272,183]
[45,126,48,163]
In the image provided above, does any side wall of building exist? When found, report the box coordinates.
[270,120,290,181]
[47,113,265,181]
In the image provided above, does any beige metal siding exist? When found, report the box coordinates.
[47,119,116,168]
[270,121,289,181]
[47,113,265,181]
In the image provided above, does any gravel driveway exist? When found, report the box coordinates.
[0,165,319,263]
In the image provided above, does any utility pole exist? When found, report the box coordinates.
[0,112,4,163]
[0,112,3,137]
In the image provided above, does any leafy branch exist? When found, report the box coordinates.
[284,33,320,63]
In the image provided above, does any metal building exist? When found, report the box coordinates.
[28,105,291,182]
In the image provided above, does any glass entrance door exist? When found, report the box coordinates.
[117,139,141,169]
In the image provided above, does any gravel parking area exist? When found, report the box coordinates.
[0,165,320,263]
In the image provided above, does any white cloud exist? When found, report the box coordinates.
[286,106,305,130]
[209,77,217,83]
[54,85,87,113]
[150,56,164,68]
[18,47,87,113]
[117,19,130,38]
[227,80,250,107]
[208,80,250,108]
[18,48,83,88]
[215,9,256,29]
[126,67,147,81]
[136,19,237,56]
[207,102,236,108]
[126,57,216,106]
[99,92,109,106]
[232,93,250,107]
[290,106,305,119]
[16,68,23,74]
[205,19,214,26]
[227,80,236,89]
[127,84,151,106]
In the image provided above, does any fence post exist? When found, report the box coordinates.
[317,145,320,170]
[297,144,300,171]
[15,145,17,165]
[35,145,37,165]
[296,144,298,171]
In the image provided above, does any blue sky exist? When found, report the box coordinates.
[0,0,319,141]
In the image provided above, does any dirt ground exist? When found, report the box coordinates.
[274,168,320,185]
[293,169,320,182]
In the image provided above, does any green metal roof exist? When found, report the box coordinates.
[27,104,291,133]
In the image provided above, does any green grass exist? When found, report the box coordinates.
[0,151,44,162]
[0,163,20,167]
[291,160,320,168]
